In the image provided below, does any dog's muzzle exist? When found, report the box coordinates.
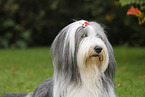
[94,46,102,54]
[89,45,103,61]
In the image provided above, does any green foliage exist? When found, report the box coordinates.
[0,47,145,96]
[120,0,145,6]
[119,0,145,45]
[0,0,145,47]
[119,0,145,10]
[0,0,32,48]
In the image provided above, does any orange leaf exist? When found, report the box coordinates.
[117,83,123,87]
[10,67,15,72]
[139,76,143,80]
[138,18,142,25]
[29,72,33,76]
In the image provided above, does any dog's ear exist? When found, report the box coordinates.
[104,37,116,81]
[51,24,81,83]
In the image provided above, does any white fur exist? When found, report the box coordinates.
[2,20,116,97]
[53,20,116,97]
[25,93,32,97]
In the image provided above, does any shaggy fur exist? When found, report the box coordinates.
[1,20,116,97]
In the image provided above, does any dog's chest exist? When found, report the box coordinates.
[65,80,104,97]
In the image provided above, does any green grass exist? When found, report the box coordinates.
[0,48,53,93]
[0,47,145,97]
[114,47,145,97]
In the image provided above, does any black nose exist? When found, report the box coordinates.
[94,46,102,54]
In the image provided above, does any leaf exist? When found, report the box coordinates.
[139,75,143,80]
[10,67,15,72]
[119,0,145,6]
[29,72,33,76]
[117,83,123,87]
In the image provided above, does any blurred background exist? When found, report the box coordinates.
[0,0,145,48]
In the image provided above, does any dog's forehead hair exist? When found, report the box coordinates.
[75,27,87,36]
[86,26,97,36]
[75,25,103,39]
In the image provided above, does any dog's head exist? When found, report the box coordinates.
[52,20,115,82]
[76,21,109,74]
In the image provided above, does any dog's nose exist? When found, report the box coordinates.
[94,46,102,54]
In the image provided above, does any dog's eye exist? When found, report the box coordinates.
[81,33,88,38]
[97,35,103,40]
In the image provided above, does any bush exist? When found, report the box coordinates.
[0,0,145,48]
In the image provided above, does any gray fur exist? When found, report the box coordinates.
[0,93,27,97]
[32,78,53,97]
[51,23,81,84]
[1,20,116,97]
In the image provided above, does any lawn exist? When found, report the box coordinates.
[0,47,145,97]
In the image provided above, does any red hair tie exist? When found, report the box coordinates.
[82,22,89,27]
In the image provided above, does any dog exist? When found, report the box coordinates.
[1,20,116,97]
